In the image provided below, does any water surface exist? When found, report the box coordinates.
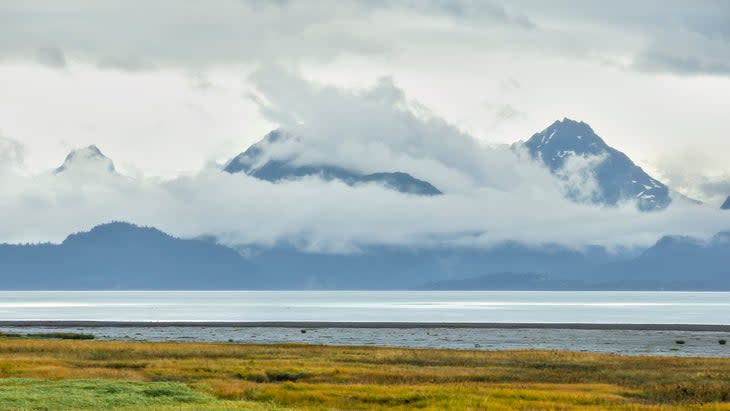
[0,291,728,324]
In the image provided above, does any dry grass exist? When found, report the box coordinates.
[0,337,729,410]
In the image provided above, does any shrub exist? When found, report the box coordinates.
[265,370,309,382]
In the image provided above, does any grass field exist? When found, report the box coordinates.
[0,336,729,410]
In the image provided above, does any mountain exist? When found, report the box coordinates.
[722,196,730,210]
[2,221,729,290]
[0,222,626,290]
[595,232,730,289]
[224,130,442,196]
[523,118,672,211]
[420,232,730,291]
[243,242,622,289]
[54,145,117,175]
[0,222,257,290]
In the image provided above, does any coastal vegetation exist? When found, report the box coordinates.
[0,336,729,410]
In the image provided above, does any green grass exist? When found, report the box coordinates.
[1,337,730,410]
[0,378,283,410]
[0,378,209,410]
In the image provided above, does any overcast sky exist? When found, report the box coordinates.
[0,1,729,248]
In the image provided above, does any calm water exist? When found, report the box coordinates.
[0,291,728,323]
[3,325,729,357]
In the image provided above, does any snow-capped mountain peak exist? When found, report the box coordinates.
[55,145,117,175]
[526,118,608,167]
[524,118,673,211]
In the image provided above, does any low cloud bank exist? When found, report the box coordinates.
[0,73,728,252]
[0,160,726,253]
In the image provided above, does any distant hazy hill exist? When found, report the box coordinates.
[421,232,730,291]
[0,222,256,290]
[523,118,673,211]
[0,222,623,290]
[722,196,730,210]
[246,242,620,290]
[224,129,442,196]
[595,232,730,290]
[1,222,728,290]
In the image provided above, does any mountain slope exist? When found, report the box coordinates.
[225,130,442,196]
[242,242,623,289]
[0,222,257,289]
[722,196,730,210]
[596,232,730,289]
[524,119,671,211]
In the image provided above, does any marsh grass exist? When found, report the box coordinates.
[33,332,95,340]
[0,337,729,410]
[0,331,94,340]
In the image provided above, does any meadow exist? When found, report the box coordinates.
[0,335,729,410]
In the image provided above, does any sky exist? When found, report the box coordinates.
[0,0,729,249]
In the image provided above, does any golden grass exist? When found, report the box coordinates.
[0,337,729,410]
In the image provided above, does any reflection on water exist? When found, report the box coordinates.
[0,291,729,324]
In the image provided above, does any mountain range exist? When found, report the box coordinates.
[51,119,700,210]
[1,222,728,290]
[0,118,727,290]
[223,118,697,210]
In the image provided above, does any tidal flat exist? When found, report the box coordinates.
[1,336,730,410]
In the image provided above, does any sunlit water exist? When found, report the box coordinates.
[0,291,728,323]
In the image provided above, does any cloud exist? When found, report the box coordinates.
[247,68,556,194]
[553,153,606,203]
[0,152,727,254]
[391,0,536,29]
[2,0,728,76]
[0,135,26,175]
[96,55,154,72]
[633,29,730,76]
[0,73,728,253]
[651,149,730,206]
[0,1,387,68]
[35,46,66,68]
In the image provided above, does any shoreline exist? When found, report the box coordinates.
[2,321,730,332]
